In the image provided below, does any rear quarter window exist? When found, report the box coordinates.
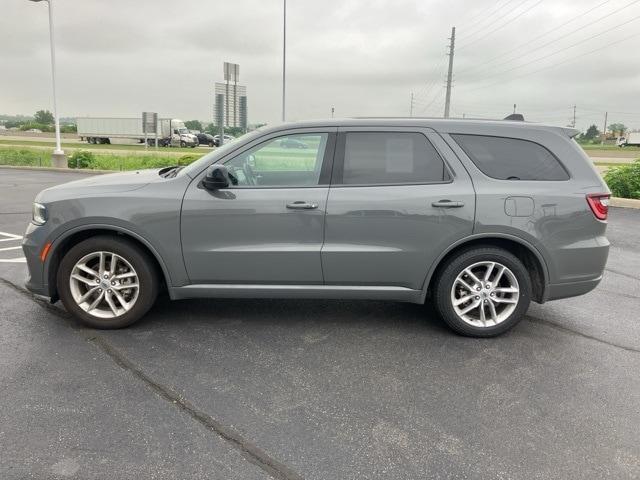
[451,134,569,181]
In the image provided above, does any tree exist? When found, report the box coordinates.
[608,123,627,136]
[184,120,203,132]
[34,110,54,125]
[583,124,600,140]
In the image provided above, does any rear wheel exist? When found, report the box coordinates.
[433,247,531,337]
[57,236,159,329]
[180,141,186,148]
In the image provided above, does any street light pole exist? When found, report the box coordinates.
[30,0,66,166]
[282,0,286,122]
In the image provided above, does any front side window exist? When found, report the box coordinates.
[224,133,328,187]
[339,132,450,185]
[451,134,569,181]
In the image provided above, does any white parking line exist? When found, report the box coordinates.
[0,232,26,263]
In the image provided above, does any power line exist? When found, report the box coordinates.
[458,29,640,93]
[457,0,516,32]
[462,13,640,85]
[456,0,611,76]
[457,0,545,50]
[458,0,526,42]
[460,0,640,80]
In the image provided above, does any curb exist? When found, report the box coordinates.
[611,197,640,209]
[1,165,112,175]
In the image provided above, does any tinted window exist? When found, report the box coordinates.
[340,132,449,185]
[225,133,328,187]
[451,134,569,181]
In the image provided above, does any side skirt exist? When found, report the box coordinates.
[169,284,424,303]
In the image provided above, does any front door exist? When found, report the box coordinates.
[322,128,475,290]
[181,130,336,284]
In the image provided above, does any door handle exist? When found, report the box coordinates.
[286,201,319,210]
[431,200,465,208]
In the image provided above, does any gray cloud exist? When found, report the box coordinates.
[1,0,639,131]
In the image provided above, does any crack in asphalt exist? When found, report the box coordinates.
[0,278,304,480]
[605,267,640,282]
[524,314,640,354]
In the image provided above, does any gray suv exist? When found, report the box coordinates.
[22,119,610,336]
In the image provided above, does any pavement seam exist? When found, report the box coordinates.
[0,278,304,480]
[524,314,640,354]
[605,267,640,282]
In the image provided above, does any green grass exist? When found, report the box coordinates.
[0,138,210,155]
[580,143,640,151]
[0,146,199,171]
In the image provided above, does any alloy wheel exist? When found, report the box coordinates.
[450,261,520,328]
[69,251,140,319]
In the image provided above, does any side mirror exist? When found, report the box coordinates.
[202,164,233,190]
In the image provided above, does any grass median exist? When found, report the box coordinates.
[0,146,200,171]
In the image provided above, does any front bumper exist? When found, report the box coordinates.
[22,222,49,297]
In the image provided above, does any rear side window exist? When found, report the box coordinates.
[451,134,569,181]
[339,132,450,185]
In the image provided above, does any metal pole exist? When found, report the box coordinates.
[282,0,286,122]
[410,92,414,117]
[443,26,455,119]
[47,0,63,156]
[601,111,608,145]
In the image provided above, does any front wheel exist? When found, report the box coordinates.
[57,236,159,329]
[433,247,531,337]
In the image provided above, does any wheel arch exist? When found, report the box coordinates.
[45,225,172,302]
[422,234,549,304]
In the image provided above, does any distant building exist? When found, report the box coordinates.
[213,62,248,131]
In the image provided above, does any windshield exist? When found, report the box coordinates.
[179,129,264,178]
[178,128,189,134]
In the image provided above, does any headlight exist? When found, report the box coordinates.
[32,202,47,225]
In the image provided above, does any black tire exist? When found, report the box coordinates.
[180,141,186,148]
[57,236,159,329]
[433,246,531,337]
[208,141,214,147]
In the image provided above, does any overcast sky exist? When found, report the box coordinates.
[1,0,639,131]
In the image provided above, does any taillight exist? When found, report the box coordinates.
[586,193,610,221]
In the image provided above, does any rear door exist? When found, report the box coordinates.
[322,127,475,290]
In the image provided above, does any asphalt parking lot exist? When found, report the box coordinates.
[1,167,639,479]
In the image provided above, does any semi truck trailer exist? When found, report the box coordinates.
[77,117,198,147]
[617,132,640,147]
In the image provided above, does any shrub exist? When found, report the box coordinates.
[604,160,640,199]
[68,150,96,169]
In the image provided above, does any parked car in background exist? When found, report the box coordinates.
[23,117,610,337]
[195,132,216,147]
[280,137,308,148]
[213,134,235,146]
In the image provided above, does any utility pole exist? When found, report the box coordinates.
[410,92,414,117]
[443,26,456,119]
[513,104,517,114]
[281,0,286,122]
[331,106,335,118]
[601,111,608,145]
[571,104,576,128]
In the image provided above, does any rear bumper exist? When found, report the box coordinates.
[544,275,602,302]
